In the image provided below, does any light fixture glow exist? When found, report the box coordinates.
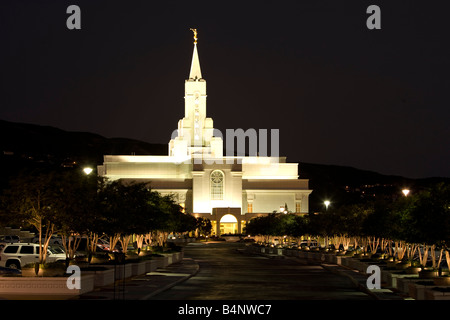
[220,214,238,223]
[83,167,93,175]
[402,189,410,197]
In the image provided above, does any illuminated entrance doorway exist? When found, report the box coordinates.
[220,214,238,234]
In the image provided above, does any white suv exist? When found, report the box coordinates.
[0,243,67,270]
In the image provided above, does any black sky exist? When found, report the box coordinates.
[1,0,449,179]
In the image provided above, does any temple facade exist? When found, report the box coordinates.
[98,31,312,236]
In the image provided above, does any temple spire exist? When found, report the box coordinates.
[189,28,202,80]
[190,28,198,44]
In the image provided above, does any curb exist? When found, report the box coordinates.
[319,263,409,300]
[320,263,381,300]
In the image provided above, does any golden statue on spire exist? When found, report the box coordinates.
[190,28,198,44]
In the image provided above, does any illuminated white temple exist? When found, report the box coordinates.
[98,30,312,235]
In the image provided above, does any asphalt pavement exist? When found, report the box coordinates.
[77,241,409,301]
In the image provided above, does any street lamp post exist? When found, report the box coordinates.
[279,204,288,214]
[402,189,410,197]
[324,200,330,210]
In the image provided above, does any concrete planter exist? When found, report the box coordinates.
[334,255,347,265]
[21,264,66,277]
[0,275,95,298]
[145,260,159,273]
[284,249,294,257]
[396,276,418,294]
[358,262,370,273]
[152,251,182,266]
[419,269,439,279]
[409,282,433,300]
[424,287,450,300]
[306,252,318,260]
[0,251,186,298]
[163,254,173,265]
[386,261,401,269]
[346,259,359,270]
[113,263,133,280]
[172,251,182,263]
[395,262,411,270]
[381,270,393,287]
[153,256,169,268]
[340,257,351,267]
[405,266,422,275]
[386,271,412,289]
[131,261,147,276]
[324,254,335,264]
[433,276,450,286]
[89,255,111,265]
[347,259,368,272]
[83,268,115,287]
[21,267,39,277]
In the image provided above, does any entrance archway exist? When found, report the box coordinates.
[220,214,238,234]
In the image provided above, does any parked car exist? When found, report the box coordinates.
[0,266,21,275]
[32,235,63,245]
[0,235,21,251]
[299,240,318,248]
[71,237,118,254]
[0,235,20,243]
[0,243,67,270]
[97,238,114,251]
[238,237,255,243]
[272,238,281,246]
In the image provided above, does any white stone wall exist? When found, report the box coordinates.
[99,159,192,180]
[243,190,311,214]
[192,167,243,214]
[242,162,299,179]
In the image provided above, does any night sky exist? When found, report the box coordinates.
[1,1,449,179]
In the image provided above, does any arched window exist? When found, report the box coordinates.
[210,170,224,200]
